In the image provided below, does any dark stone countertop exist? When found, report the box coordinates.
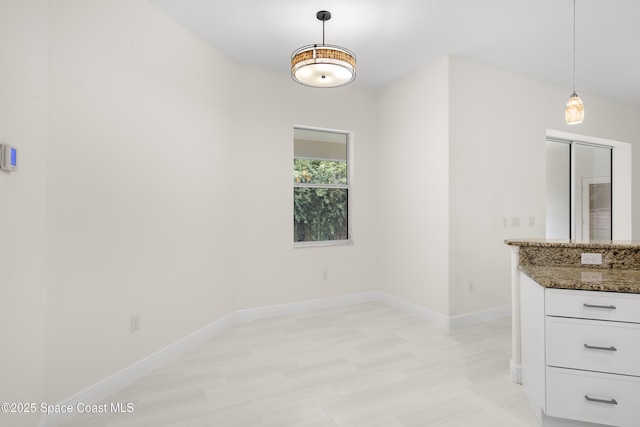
[505,238,640,250]
[518,265,640,293]
[506,238,640,293]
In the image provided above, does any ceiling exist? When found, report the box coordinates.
[148,0,640,108]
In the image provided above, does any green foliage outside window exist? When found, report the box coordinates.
[294,159,348,242]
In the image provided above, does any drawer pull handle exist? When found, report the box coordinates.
[583,303,616,310]
[585,395,618,405]
[584,344,617,351]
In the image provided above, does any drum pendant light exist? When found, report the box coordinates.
[291,11,357,88]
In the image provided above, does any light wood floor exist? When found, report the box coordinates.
[61,302,538,427]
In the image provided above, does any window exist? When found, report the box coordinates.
[293,128,350,244]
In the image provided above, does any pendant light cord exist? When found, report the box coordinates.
[572,0,576,93]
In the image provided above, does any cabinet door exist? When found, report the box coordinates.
[546,316,640,376]
[547,367,640,427]
[546,288,640,323]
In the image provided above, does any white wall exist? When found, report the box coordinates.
[44,0,381,403]
[377,55,640,319]
[0,1,48,426]
[448,57,550,317]
[5,0,640,414]
[377,58,451,316]
[231,65,380,310]
[46,0,237,401]
[447,56,640,316]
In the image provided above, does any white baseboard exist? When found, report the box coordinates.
[234,292,380,323]
[449,304,512,330]
[374,292,451,330]
[511,358,522,384]
[375,292,511,331]
[542,412,611,427]
[39,312,237,427]
[40,292,511,427]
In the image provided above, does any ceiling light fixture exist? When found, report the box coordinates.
[565,0,584,124]
[291,10,356,88]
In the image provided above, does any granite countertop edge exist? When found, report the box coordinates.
[519,265,640,294]
[505,238,640,250]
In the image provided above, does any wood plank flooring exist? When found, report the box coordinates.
[60,302,538,427]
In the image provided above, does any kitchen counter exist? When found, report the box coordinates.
[505,238,640,271]
[518,265,640,293]
[507,238,640,426]
[504,238,640,386]
[504,238,640,250]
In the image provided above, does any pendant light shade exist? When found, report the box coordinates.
[565,92,584,124]
[566,0,583,124]
[291,11,356,88]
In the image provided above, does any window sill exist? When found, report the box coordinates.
[294,240,353,249]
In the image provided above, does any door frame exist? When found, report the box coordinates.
[547,129,632,241]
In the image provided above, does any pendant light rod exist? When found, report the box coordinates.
[317,10,331,46]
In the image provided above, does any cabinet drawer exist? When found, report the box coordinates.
[546,317,640,376]
[546,367,640,427]
[545,288,640,323]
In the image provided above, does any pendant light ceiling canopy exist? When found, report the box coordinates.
[565,0,584,124]
[291,10,357,88]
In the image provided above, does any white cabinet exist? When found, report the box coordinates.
[546,367,640,426]
[520,272,640,427]
[545,316,640,377]
[546,289,640,323]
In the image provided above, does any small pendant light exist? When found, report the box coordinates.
[565,0,584,124]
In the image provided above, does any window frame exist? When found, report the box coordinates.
[293,126,352,248]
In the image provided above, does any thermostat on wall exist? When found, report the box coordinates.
[0,144,17,172]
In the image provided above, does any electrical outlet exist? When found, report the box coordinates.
[321,270,329,281]
[468,281,474,292]
[130,314,141,333]
[581,253,602,265]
